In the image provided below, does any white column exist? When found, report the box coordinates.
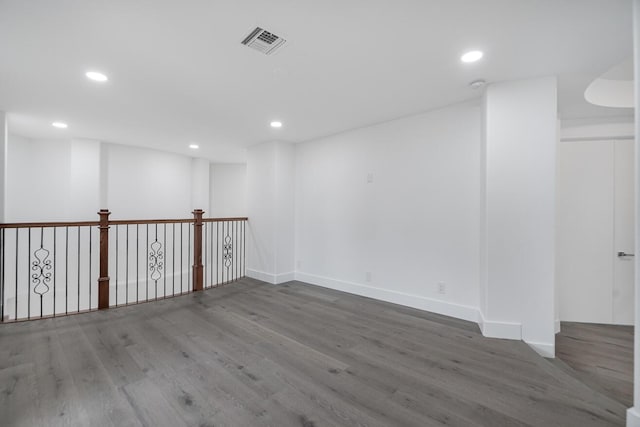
[628,2,640,425]
[481,76,557,358]
[245,141,295,284]
[190,158,210,212]
[0,111,6,222]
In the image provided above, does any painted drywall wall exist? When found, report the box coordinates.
[561,117,634,140]
[6,135,75,221]
[7,136,214,221]
[275,144,295,279]
[210,164,247,217]
[246,142,276,280]
[0,112,6,222]
[246,141,295,284]
[191,158,210,211]
[105,143,193,219]
[70,139,101,220]
[482,76,557,357]
[294,102,481,321]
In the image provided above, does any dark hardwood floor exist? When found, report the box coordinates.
[556,321,633,408]
[0,278,627,426]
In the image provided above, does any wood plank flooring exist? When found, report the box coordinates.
[0,278,628,426]
[556,321,633,407]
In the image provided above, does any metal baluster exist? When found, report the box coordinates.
[1,229,5,321]
[172,223,175,296]
[136,224,139,303]
[126,225,129,304]
[154,224,158,299]
[221,222,225,285]
[115,225,118,306]
[233,221,238,280]
[216,222,219,286]
[163,224,167,298]
[39,228,43,317]
[225,221,228,285]
[89,226,92,309]
[65,227,68,315]
[180,223,183,293]
[53,228,56,316]
[146,223,149,301]
[204,222,208,289]
[77,226,80,312]
[15,229,18,320]
[210,221,214,287]
[27,228,31,319]
[188,222,191,291]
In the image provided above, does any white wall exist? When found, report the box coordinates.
[106,143,193,219]
[6,136,215,221]
[70,139,101,220]
[0,112,7,222]
[561,117,634,140]
[246,141,295,284]
[482,76,557,357]
[295,102,482,321]
[7,135,75,221]
[210,164,247,217]
[190,158,210,212]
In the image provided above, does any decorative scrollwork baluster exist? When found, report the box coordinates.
[32,228,53,317]
[149,240,164,283]
[32,247,52,296]
[223,234,233,270]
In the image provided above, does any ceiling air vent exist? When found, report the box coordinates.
[241,27,286,55]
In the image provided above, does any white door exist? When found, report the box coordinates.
[557,139,635,325]
[613,140,635,324]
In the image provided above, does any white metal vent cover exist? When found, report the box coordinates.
[241,27,287,55]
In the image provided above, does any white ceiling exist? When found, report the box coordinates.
[0,0,633,162]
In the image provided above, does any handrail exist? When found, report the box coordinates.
[0,216,249,229]
[0,221,100,229]
[202,217,248,222]
[109,218,194,225]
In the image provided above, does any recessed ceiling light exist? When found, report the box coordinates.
[270,121,282,128]
[51,122,68,129]
[461,50,483,63]
[189,144,199,149]
[85,71,108,82]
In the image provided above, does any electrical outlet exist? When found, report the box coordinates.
[365,271,372,282]
[437,282,446,294]
[367,173,374,183]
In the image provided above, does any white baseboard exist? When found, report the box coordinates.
[247,269,295,285]
[477,311,522,340]
[294,271,478,322]
[628,407,640,427]
[526,341,555,358]
[275,271,295,284]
